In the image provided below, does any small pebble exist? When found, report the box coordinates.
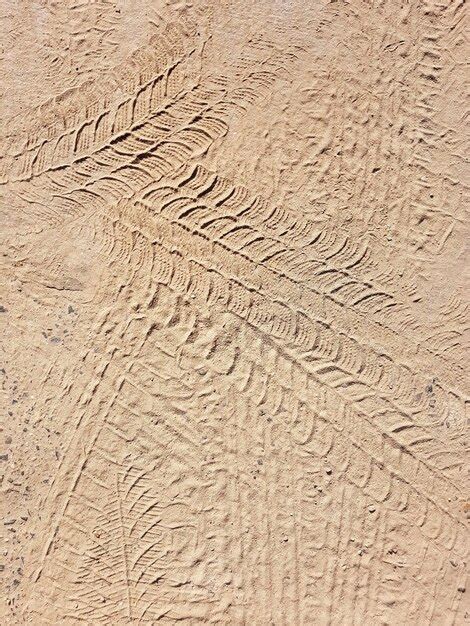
[368,505,376,513]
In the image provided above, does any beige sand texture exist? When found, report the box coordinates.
[0,0,469,623]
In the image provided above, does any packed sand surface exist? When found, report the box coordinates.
[1,0,469,623]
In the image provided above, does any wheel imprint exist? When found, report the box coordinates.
[2,4,468,624]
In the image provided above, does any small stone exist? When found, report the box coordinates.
[0,305,6,313]
[457,586,466,593]
[4,519,16,525]
[325,467,332,475]
[368,505,376,513]
[67,305,75,314]
[0,454,8,461]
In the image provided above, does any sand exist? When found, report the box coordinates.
[0,0,468,623]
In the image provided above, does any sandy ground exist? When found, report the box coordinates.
[0,0,469,623]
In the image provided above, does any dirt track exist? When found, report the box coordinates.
[1,0,468,623]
